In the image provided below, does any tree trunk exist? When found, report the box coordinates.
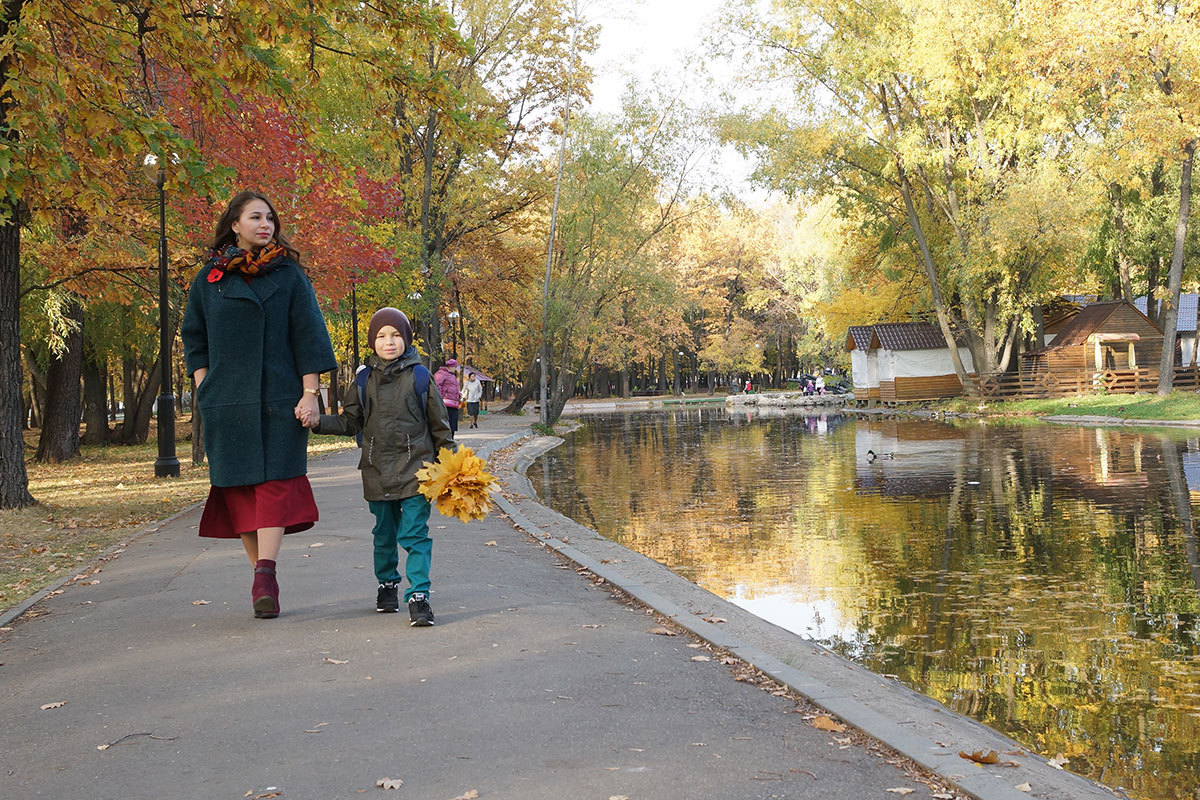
[620,368,630,398]
[500,355,540,414]
[115,358,160,445]
[880,84,974,394]
[1158,141,1195,396]
[35,296,84,462]
[0,211,34,507]
[81,339,110,445]
[545,345,590,426]
[122,354,139,424]
[1111,183,1134,303]
[23,347,45,428]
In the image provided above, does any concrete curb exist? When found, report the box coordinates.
[1041,413,1200,429]
[492,436,1119,800]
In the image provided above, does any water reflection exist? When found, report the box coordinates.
[532,409,1200,800]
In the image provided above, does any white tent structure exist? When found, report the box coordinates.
[871,323,976,402]
[845,326,879,401]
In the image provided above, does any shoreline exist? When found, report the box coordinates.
[562,390,1200,430]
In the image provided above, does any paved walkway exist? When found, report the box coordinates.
[0,412,1111,800]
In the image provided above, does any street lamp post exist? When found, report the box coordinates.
[350,281,360,369]
[144,154,179,478]
[447,310,460,359]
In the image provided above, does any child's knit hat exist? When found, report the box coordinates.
[367,307,413,351]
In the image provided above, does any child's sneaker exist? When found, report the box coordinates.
[376,582,399,613]
[408,593,434,627]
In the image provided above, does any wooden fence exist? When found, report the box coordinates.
[969,366,1200,399]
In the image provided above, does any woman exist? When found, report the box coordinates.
[181,190,337,619]
[462,371,483,428]
[434,358,461,434]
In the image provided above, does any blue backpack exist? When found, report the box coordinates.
[353,362,431,446]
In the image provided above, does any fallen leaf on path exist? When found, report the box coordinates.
[812,715,846,733]
[448,791,478,800]
[581,624,602,629]
[609,796,630,800]
[690,655,711,662]
[1016,783,1032,793]
[885,790,915,796]
[377,777,403,790]
[1047,753,1069,769]
[40,701,66,710]
[323,657,349,665]
[484,541,497,546]
[309,542,325,548]
[959,749,1000,765]
[192,600,211,606]
[648,626,675,636]
[703,617,727,623]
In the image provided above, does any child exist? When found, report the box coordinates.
[306,308,454,626]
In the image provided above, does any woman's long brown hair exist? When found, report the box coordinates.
[209,190,302,263]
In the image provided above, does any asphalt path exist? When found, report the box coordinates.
[1,414,932,800]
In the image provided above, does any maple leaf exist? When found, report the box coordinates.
[812,715,846,732]
[959,749,1001,765]
[415,446,497,523]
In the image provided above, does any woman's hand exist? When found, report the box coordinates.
[295,393,319,428]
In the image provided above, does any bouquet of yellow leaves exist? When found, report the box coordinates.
[415,445,497,523]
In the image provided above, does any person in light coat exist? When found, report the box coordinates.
[462,371,483,428]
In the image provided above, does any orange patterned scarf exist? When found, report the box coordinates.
[206,241,287,284]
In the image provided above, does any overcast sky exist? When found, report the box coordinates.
[582,0,776,202]
[586,0,728,115]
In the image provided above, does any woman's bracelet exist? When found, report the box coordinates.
[303,387,319,396]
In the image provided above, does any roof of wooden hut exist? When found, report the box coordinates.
[1034,299,1161,351]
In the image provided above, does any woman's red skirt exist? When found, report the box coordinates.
[198,476,318,539]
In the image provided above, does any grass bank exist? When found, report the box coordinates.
[0,420,355,615]
[933,391,1200,421]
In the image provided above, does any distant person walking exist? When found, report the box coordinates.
[181,190,336,619]
[435,358,461,434]
[306,308,453,626]
[463,371,483,428]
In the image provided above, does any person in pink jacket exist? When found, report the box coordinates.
[434,358,461,434]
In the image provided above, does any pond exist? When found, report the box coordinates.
[530,408,1200,800]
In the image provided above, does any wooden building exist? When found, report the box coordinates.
[846,322,976,402]
[1021,299,1163,380]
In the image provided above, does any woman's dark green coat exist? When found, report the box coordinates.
[181,258,336,487]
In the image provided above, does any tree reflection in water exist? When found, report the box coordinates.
[534,409,1200,800]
